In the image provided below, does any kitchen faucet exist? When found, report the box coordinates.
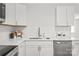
[38,27,41,37]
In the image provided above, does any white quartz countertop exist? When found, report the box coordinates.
[0,39,25,45]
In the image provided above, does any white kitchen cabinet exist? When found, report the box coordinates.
[26,45,39,56]
[4,4,26,26]
[26,41,53,56]
[26,45,53,56]
[67,7,74,26]
[16,4,26,25]
[40,45,53,56]
[18,41,26,56]
[72,41,79,56]
[56,6,74,26]
[4,3,16,25]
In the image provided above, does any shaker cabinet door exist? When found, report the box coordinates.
[18,41,26,56]
[72,41,79,56]
[67,7,74,26]
[16,4,26,25]
[40,45,53,56]
[26,45,39,56]
[56,6,74,26]
[4,3,16,25]
[56,6,68,26]
[26,41,53,56]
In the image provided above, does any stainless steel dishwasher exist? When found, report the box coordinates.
[53,40,72,56]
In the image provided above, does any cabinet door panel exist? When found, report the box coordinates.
[67,7,74,26]
[26,45,38,56]
[16,4,26,25]
[56,6,67,26]
[26,41,53,56]
[72,42,79,56]
[4,3,16,25]
[56,6,74,26]
[18,42,26,56]
[40,45,53,56]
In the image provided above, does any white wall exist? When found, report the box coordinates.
[0,31,10,41]
[23,4,56,39]
[71,19,79,39]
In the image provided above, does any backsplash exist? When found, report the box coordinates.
[0,31,10,41]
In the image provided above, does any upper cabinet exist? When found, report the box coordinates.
[4,3,16,25]
[56,6,74,26]
[3,3,26,26]
[16,4,26,26]
[67,7,74,26]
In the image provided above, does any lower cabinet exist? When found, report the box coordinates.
[40,45,53,56]
[20,40,79,56]
[26,45,39,56]
[72,41,79,56]
[26,41,53,56]
[18,41,26,56]
[18,40,79,56]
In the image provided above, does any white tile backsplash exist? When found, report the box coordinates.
[0,31,10,41]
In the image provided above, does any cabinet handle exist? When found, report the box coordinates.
[38,46,41,51]
[56,42,61,44]
[66,48,71,51]
[37,46,41,56]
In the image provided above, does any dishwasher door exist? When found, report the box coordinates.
[53,40,72,56]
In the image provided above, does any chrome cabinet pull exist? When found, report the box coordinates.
[38,46,41,56]
[38,46,41,51]
[65,48,71,52]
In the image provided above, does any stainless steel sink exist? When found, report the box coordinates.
[29,37,42,39]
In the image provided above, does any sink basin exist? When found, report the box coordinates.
[29,37,50,39]
[29,37,42,39]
